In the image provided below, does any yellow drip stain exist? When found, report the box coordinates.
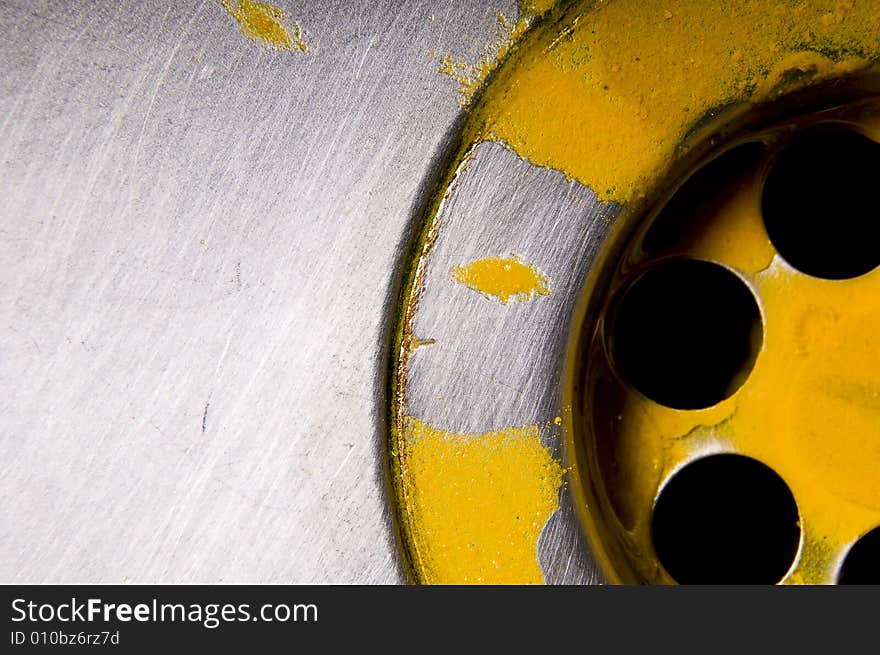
[222,0,307,51]
[401,417,564,584]
[451,256,550,304]
[467,0,880,203]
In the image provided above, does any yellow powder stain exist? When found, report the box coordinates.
[222,0,307,51]
[683,190,776,274]
[401,417,564,584]
[467,0,880,203]
[435,10,531,106]
[669,149,777,273]
[520,0,557,19]
[753,51,871,101]
[392,0,880,586]
[437,55,484,106]
[451,256,550,304]
[587,104,880,583]
[784,308,880,510]
[720,263,880,582]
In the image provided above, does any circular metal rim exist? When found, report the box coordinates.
[562,74,880,584]
[387,0,880,584]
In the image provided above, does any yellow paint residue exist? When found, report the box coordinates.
[393,0,880,586]
[752,51,871,101]
[401,417,564,584]
[520,0,557,19]
[682,189,777,274]
[468,0,880,203]
[222,0,307,51]
[672,151,777,273]
[719,263,880,582]
[435,11,530,106]
[781,303,880,509]
[592,105,880,583]
[452,256,550,304]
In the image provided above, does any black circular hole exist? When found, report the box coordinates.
[610,259,762,410]
[651,454,800,584]
[762,128,880,280]
[838,526,880,584]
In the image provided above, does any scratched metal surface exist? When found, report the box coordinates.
[0,0,539,583]
[405,142,617,584]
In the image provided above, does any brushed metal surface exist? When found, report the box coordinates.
[0,0,524,583]
[404,142,617,584]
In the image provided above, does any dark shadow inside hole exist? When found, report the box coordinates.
[590,360,639,532]
[762,128,880,280]
[610,259,762,410]
[651,454,800,584]
[643,142,767,255]
[838,526,880,584]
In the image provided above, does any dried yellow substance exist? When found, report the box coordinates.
[679,180,777,274]
[452,256,550,304]
[393,0,880,585]
[435,9,532,106]
[606,253,880,583]
[469,0,880,203]
[401,417,564,584]
[648,145,778,274]
[222,0,307,51]
[437,55,487,106]
[519,0,557,18]
[600,108,880,583]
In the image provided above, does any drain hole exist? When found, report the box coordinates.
[651,454,800,584]
[610,259,762,410]
[838,527,880,584]
[762,128,880,280]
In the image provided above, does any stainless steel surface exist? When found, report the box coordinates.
[0,0,522,583]
[404,142,617,584]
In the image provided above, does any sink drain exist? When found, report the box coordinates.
[389,0,880,585]
[566,86,880,584]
